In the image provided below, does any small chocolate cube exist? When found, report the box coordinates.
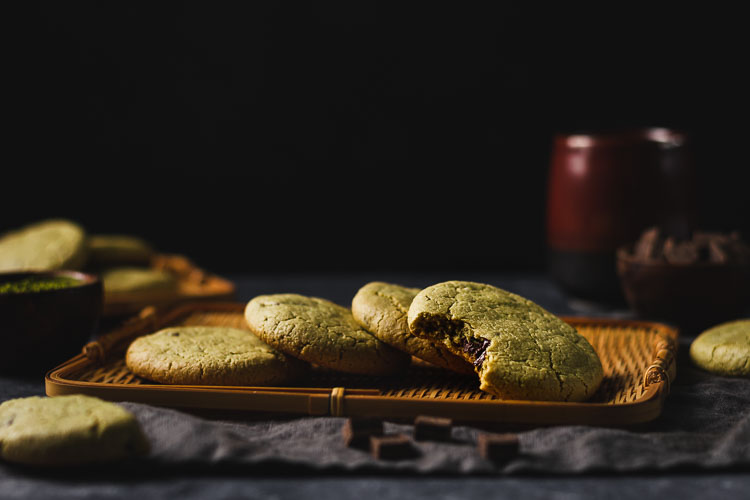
[413,415,453,441]
[342,418,383,448]
[477,433,520,462]
[370,434,417,460]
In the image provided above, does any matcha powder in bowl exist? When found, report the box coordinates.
[0,276,82,294]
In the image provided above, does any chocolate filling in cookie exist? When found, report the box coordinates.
[463,338,491,367]
[410,313,489,368]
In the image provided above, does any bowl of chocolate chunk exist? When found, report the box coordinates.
[0,270,103,375]
[617,227,750,332]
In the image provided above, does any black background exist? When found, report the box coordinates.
[4,3,748,273]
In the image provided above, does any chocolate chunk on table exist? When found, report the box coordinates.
[342,418,383,448]
[370,434,418,460]
[413,415,452,441]
[477,433,520,462]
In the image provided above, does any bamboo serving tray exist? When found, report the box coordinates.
[46,302,678,426]
[101,255,236,316]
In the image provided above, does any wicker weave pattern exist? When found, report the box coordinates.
[69,310,668,405]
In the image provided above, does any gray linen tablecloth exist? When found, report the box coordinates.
[110,340,750,474]
[1,273,748,480]
[2,339,748,478]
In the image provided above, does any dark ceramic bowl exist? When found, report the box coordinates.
[0,270,103,375]
[616,247,750,334]
[547,127,697,301]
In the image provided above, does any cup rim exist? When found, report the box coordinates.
[554,127,688,149]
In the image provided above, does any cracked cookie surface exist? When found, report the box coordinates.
[0,395,149,466]
[245,293,411,375]
[352,282,473,374]
[690,319,750,376]
[407,281,604,401]
[125,326,307,385]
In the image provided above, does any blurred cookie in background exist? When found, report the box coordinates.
[0,219,88,272]
[101,267,178,295]
[87,234,155,267]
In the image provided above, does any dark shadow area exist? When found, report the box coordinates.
[4,3,747,274]
[3,456,750,482]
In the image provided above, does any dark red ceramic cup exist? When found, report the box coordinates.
[546,128,696,301]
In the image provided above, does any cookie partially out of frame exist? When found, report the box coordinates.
[0,219,87,272]
[690,319,750,376]
[351,282,473,374]
[245,293,411,376]
[126,326,308,386]
[0,395,149,466]
[407,281,604,401]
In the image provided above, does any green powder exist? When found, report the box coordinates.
[0,276,81,294]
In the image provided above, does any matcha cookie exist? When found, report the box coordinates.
[0,395,148,466]
[690,319,750,376]
[126,326,308,385]
[0,219,87,272]
[407,281,604,401]
[88,235,154,266]
[101,267,177,294]
[352,282,473,374]
[245,293,411,375]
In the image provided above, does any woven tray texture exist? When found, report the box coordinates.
[74,311,658,403]
[47,303,678,425]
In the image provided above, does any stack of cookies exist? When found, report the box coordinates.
[349,280,603,401]
[124,280,604,402]
[0,219,177,297]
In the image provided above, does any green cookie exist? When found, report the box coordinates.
[245,293,411,376]
[0,395,149,466]
[407,281,604,401]
[126,326,308,386]
[0,219,87,272]
[690,319,750,376]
